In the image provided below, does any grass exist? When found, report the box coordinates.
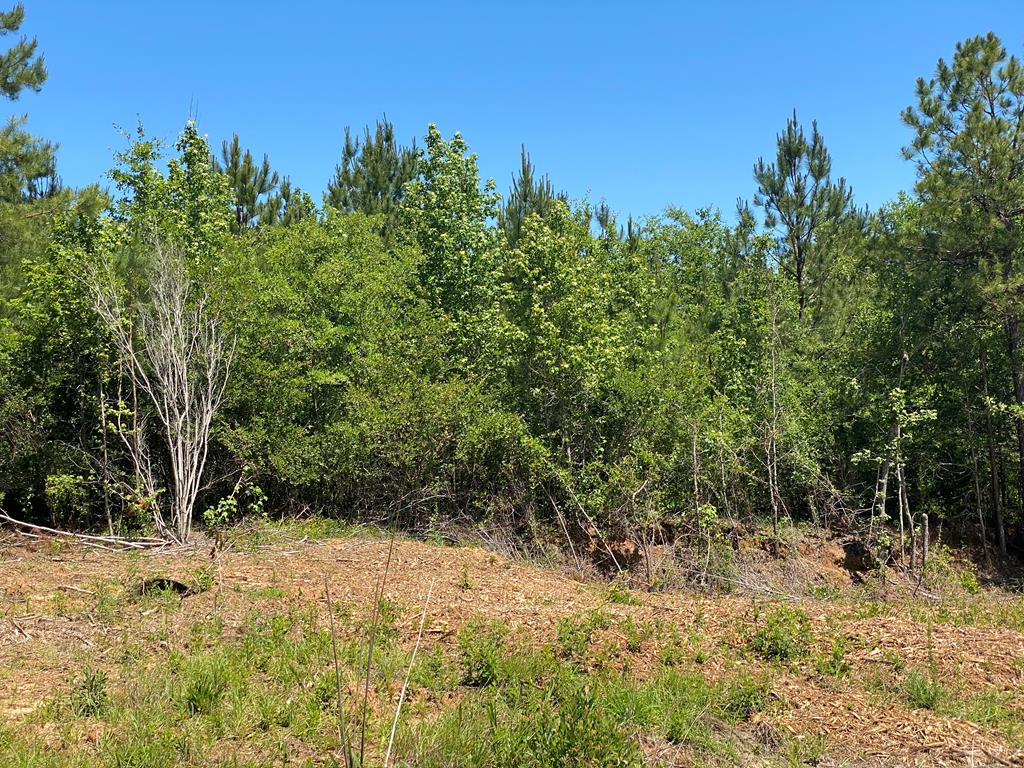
[0,600,814,768]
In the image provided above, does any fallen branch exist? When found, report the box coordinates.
[0,511,166,549]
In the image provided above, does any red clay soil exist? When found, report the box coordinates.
[1,533,1022,766]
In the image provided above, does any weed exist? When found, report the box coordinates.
[815,636,851,678]
[745,604,812,662]
[179,655,231,715]
[69,668,109,717]
[190,565,215,594]
[606,577,640,606]
[458,564,474,591]
[903,668,945,710]
[555,610,611,660]
[458,619,509,686]
[721,673,771,722]
[619,616,654,652]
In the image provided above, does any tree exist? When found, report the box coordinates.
[259,177,316,227]
[215,134,279,232]
[903,33,1024,546]
[402,124,501,363]
[498,145,562,246]
[753,111,856,319]
[0,3,45,100]
[89,241,234,542]
[325,117,417,234]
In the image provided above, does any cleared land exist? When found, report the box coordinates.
[1,525,1022,767]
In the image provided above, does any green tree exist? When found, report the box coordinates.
[498,145,563,246]
[903,33,1024,538]
[0,3,45,99]
[753,111,857,319]
[215,134,279,232]
[402,124,501,363]
[325,117,417,234]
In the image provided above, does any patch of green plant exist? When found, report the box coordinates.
[69,668,109,717]
[178,654,232,715]
[815,636,851,678]
[720,673,772,722]
[555,609,611,660]
[903,668,946,710]
[605,577,640,606]
[190,564,215,594]
[458,564,474,591]
[744,604,812,662]
[619,616,654,652]
[397,668,645,768]
[457,619,510,686]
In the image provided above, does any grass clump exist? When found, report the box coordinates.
[903,668,946,710]
[69,668,109,718]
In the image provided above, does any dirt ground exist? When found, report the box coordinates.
[1,530,1022,767]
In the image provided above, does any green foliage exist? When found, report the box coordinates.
[903,669,946,710]
[325,116,417,236]
[69,668,109,718]
[0,3,46,100]
[815,636,851,678]
[744,605,812,662]
[457,619,509,686]
[1,26,1023,574]
[555,610,611,660]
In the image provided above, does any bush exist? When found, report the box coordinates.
[457,619,509,686]
[745,604,812,662]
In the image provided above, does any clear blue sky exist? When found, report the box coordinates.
[17,0,1024,221]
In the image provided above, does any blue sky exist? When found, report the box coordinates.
[17,0,1024,221]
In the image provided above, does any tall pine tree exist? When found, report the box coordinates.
[325,116,417,233]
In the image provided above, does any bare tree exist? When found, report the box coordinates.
[89,240,234,542]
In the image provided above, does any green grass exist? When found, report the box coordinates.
[0,605,813,768]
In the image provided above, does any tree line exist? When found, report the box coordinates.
[0,6,1021,568]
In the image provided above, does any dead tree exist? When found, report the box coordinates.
[89,240,234,542]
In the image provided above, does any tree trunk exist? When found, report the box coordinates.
[981,348,1008,556]
[971,445,991,565]
[1005,313,1024,524]
[896,461,906,564]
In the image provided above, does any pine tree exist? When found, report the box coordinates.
[753,111,856,319]
[0,3,45,100]
[260,177,315,227]
[325,116,417,233]
[498,145,562,245]
[903,33,1024,550]
[215,134,279,232]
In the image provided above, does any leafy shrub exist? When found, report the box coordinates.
[457,619,509,686]
[745,605,812,662]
